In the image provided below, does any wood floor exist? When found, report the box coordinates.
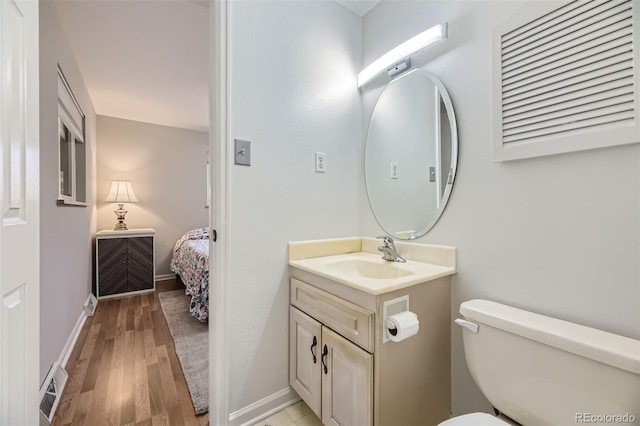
[52,279,209,426]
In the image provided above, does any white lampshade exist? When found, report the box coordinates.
[105,180,139,203]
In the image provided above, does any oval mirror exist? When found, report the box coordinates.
[364,69,458,240]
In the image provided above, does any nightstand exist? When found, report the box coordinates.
[96,228,155,298]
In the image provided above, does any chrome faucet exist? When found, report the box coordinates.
[377,236,406,263]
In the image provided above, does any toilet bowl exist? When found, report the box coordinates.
[439,299,640,426]
[439,412,509,426]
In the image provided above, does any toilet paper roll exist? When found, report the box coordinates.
[386,311,419,342]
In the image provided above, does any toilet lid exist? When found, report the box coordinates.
[439,412,510,426]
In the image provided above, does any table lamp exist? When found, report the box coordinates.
[105,180,139,230]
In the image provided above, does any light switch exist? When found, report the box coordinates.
[235,139,251,166]
[315,152,326,173]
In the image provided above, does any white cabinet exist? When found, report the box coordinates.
[290,306,322,417]
[290,273,451,426]
[290,306,373,425]
[321,326,373,426]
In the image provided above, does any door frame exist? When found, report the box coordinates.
[210,0,230,424]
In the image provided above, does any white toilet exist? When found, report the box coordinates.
[440,299,640,425]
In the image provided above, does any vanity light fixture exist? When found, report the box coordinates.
[357,23,448,88]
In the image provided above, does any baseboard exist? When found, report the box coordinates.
[229,387,300,426]
[155,273,176,281]
[57,306,87,369]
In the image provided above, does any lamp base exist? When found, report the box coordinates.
[114,221,128,231]
[113,204,129,231]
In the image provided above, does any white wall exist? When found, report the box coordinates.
[96,116,209,275]
[39,0,97,384]
[228,0,362,416]
[362,0,640,415]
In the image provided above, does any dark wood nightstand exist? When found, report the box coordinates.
[96,228,155,298]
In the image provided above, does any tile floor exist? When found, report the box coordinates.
[254,401,322,426]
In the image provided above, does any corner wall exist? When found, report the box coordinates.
[96,116,209,275]
[228,0,363,416]
[39,0,97,384]
[361,0,640,415]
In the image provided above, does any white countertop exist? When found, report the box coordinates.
[288,237,456,295]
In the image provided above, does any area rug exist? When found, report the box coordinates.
[158,290,209,415]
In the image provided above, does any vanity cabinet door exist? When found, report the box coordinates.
[321,327,373,426]
[290,306,322,417]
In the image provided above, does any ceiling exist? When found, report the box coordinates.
[54,0,210,132]
[335,0,380,16]
[54,0,379,133]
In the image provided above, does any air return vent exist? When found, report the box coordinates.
[84,293,98,316]
[39,363,68,424]
[493,0,639,161]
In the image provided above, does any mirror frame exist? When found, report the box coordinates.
[364,68,459,240]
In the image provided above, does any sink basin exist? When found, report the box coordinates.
[288,238,456,294]
[322,257,414,279]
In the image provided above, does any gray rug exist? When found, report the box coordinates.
[158,290,209,415]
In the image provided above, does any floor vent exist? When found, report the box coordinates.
[39,363,68,424]
[83,293,98,316]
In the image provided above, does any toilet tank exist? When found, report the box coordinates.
[458,300,640,425]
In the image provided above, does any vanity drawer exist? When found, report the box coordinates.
[291,278,374,352]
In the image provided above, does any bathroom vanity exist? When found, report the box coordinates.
[288,237,456,426]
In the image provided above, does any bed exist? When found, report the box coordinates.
[170,228,209,322]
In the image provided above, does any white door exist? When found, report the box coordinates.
[0,0,40,424]
[321,327,373,426]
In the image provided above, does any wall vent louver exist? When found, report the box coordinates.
[493,0,639,161]
[39,363,68,424]
[84,293,98,316]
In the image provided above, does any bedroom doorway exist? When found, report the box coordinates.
[44,0,216,424]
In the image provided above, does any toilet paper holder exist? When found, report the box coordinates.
[382,295,409,342]
[384,311,420,342]
[385,318,399,336]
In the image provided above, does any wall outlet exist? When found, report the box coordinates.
[390,162,398,179]
[315,152,326,173]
